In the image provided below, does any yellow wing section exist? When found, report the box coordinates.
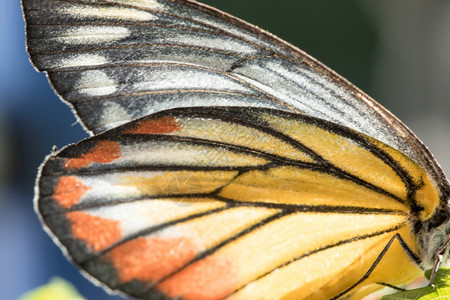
[37,107,438,299]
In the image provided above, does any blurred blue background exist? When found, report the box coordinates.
[1,0,449,299]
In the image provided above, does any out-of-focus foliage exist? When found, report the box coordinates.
[382,268,450,299]
[19,277,86,300]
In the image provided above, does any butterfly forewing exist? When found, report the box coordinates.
[23,0,439,174]
[37,107,436,299]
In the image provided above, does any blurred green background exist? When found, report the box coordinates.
[1,0,449,299]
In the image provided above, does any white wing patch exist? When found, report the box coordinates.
[106,0,166,11]
[164,35,259,55]
[60,5,157,21]
[58,54,109,68]
[58,26,130,45]
[99,102,132,129]
[133,68,257,94]
[75,70,118,96]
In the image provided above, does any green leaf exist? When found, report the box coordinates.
[382,268,450,300]
[19,277,86,300]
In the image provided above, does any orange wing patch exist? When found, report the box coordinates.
[65,140,121,169]
[108,236,198,283]
[53,176,91,208]
[123,116,181,134]
[66,211,122,252]
[157,255,237,300]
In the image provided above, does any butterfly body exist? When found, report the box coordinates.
[23,0,450,299]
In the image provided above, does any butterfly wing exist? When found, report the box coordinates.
[23,0,450,298]
[23,0,450,191]
[38,107,441,299]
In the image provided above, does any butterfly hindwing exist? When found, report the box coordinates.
[37,107,436,299]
